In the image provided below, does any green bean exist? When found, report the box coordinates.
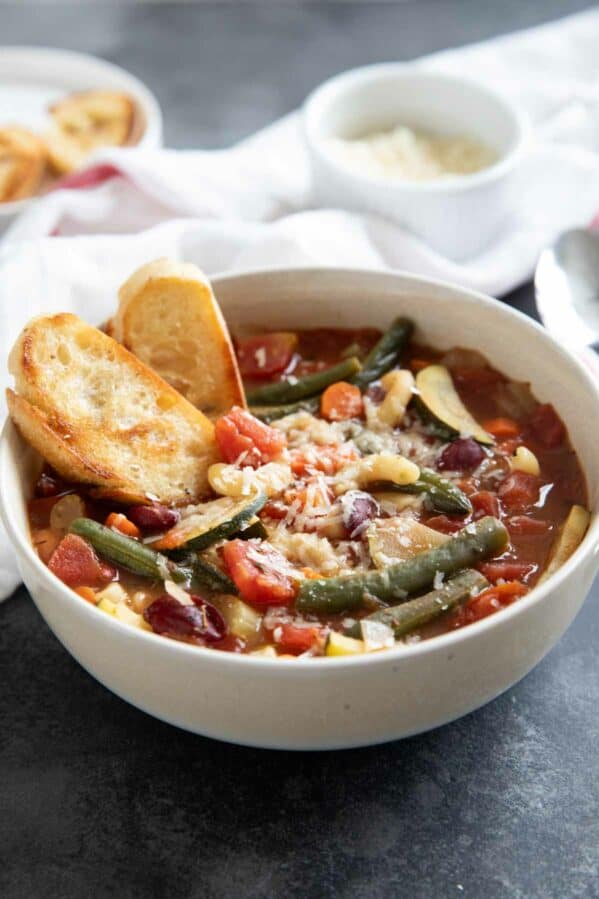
[296,516,508,614]
[246,357,362,406]
[250,396,320,423]
[70,518,188,583]
[344,569,488,639]
[340,341,361,359]
[391,468,472,515]
[351,317,414,390]
[192,557,238,595]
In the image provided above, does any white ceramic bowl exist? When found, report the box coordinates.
[0,46,163,227]
[1,268,598,750]
[303,66,529,261]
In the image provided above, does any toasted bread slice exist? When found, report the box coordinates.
[46,90,134,174]
[8,313,218,504]
[112,259,246,417]
[0,126,47,202]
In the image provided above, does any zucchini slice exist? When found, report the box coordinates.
[367,517,449,568]
[151,492,267,551]
[235,517,269,541]
[415,365,494,445]
[539,505,590,583]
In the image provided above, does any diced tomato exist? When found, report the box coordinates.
[222,540,296,606]
[274,623,322,655]
[470,491,501,519]
[425,515,467,535]
[215,406,287,467]
[105,512,141,539]
[48,534,116,587]
[497,471,540,512]
[454,581,528,626]
[483,417,521,440]
[236,332,298,378]
[320,382,363,422]
[530,403,565,448]
[457,476,477,494]
[289,443,359,477]
[261,500,288,520]
[507,515,551,536]
[478,560,535,583]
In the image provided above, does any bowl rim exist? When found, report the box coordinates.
[2,264,598,672]
[303,63,530,193]
[0,44,163,219]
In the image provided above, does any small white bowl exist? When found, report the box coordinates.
[0,46,163,227]
[1,267,598,750]
[303,66,529,261]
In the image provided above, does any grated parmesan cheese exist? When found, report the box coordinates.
[328,125,496,181]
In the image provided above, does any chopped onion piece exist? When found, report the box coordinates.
[361,619,395,651]
[164,579,193,605]
[49,494,86,531]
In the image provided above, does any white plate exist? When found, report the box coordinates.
[0,45,163,219]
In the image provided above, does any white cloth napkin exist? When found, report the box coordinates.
[1,7,599,598]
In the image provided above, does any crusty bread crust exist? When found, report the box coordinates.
[0,126,47,202]
[8,313,218,504]
[46,90,134,174]
[113,258,246,417]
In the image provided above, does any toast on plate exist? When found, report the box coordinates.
[0,126,47,202]
[112,258,246,417]
[7,313,218,504]
[46,90,134,174]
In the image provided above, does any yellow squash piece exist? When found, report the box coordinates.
[326,632,365,656]
[539,505,590,584]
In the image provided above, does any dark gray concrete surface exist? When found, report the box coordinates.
[1,3,598,898]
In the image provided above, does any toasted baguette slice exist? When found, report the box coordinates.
[8,313,218,504]
[0,127,47,202]
[46,90,134,174]
[112,259,246,417]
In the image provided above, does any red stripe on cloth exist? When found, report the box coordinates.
[50,163,122,192]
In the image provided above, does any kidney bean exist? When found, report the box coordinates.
[128,503,180,531]
[144,595,226,643]
[437,438,486,472]
[341,490,380,538]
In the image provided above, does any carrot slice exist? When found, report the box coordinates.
[105,512,141,539]
[483,417,521,439]
[75,586,97,604]
[320,382,363,421]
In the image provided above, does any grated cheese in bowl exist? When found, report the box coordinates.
[327,124,496,182]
